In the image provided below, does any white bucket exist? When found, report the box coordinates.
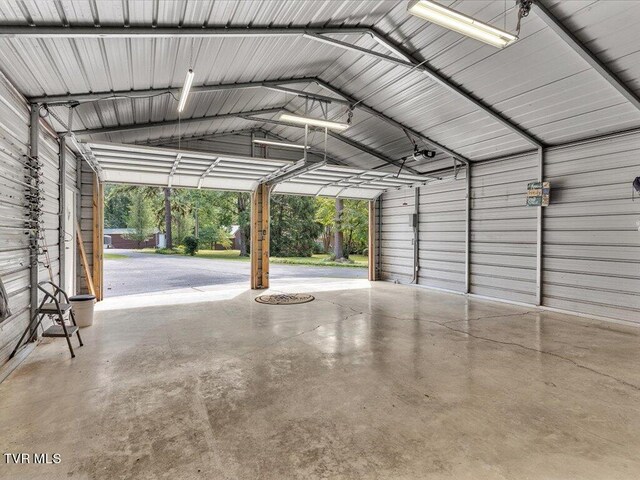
[70,295,96,327]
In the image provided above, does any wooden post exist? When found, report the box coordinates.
[250,183,270,289]
[368,199,376,281]
[92,175,104,300]
[76,219,95,297]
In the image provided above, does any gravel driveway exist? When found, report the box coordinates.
[104,249,366,297]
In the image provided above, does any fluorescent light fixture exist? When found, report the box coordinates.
[279,113,350,131]
[407,0,518,49]
[253,139,310,150]
[177,69,194,113]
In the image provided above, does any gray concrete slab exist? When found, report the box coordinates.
[2,279,640,479]
[104,249,365,297]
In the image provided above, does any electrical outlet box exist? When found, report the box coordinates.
[409,213,418,227]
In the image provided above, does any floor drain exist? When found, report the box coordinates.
[255,293,315,305]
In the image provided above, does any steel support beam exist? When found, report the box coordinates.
[0,26,371,38]
[140,127,346,166]
[141,128,259,147]
[411,187,420,284]
[259,130,346,166]
[536,146,544,306]
[28,105,39,339]
[68,135,104,181]
[30,78,339,105]
[59,134,67,293]
[40,74,467,163]
[311,78,470,163]
[7,24,541,147]
[533,2,640,111]
[239,113,422,175]
[368,200,377,281]
[464,161,471,294]
[304,33,543,148]
[326,130,421,175]
[366,31,413,63]
[261,85,350,106]
[72,107,283,136]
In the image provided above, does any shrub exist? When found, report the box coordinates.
[155,247,179,255]
[183,236,199,256]
[312,241,325,254]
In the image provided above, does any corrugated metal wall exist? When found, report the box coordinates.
[0,73,32,364]
[0,72,83,366]
[78,160,94,295]
[543,132,640,323]
[379,188,416,283]
[38,128,61,286]
[470,154,538,304]
[380,135,639,323]
[417,171,467,292]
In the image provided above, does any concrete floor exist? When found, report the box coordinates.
[2,279,640,480]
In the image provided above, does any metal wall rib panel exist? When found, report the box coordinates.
[543,131,640,322]
[417,171,467,292]
[38,128,61,286]
[379,188,415,283]
[470,153,538,304]
[78,160,94,295]
[0,72,31,364]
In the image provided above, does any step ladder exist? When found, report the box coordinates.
[10,281,83,359]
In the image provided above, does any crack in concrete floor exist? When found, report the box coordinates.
[316,297,640,393]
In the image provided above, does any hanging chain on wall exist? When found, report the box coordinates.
[24,147,44,271]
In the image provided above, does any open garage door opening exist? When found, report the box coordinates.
[102,183,370,298]
[80,140,427,300]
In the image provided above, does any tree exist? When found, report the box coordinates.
[172,210,194,247]
[199,224,232,249]
[164,188,172,249]
[237,193,250,256]
[104,184,131,228]
[105,184,166,240]
[315,197,368,258]
[124,190,155,248]
[270,195,322,257]
[315,197,335,253]
[334,198,345,259]
[342,199,369,255]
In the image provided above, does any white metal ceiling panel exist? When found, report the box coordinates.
[1,0,639,172]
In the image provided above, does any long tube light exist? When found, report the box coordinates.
[279,113,350,131]
[407,0,517,49]
[253,138,310,150]
[177,69,194,113]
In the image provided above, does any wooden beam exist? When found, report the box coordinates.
[368,200,376,281]
[250,184,271,289]
[75,219,95,297]
[92,176,104,300]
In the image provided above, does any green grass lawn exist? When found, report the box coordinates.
[137,248,368,268]
[104,253,129,260]
[272,254,368,268]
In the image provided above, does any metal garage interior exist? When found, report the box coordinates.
[0,1,639,478]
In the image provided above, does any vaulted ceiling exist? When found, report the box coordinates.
[0,0,639,174]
